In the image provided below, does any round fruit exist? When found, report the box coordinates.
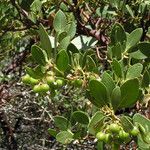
[22,74,38,85]
[104,133,111,143]
[96,132,106,141]
[56,79,64,88]
[108,123,121,133]
[130,126,139,136]
[29,77,39,85]
[33,84,49,93]
[72,79,83,87]
[46,76,55,86]
[22,74,31,84]
[119,130,130,140]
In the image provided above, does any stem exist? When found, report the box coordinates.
[112,143,120,150]
[54,32,58,60]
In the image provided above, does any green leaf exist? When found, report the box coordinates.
[126,63,143,79]
[111,23,126,44]
[86,55,97,72]
[111,59,123,78]
[58,36,71,50]
[142,70,150,88]
[53,10,67,33]
[130,50,148,60]
[31,45,47,66]
[111,86,121,111]
[126,5,134,18]
[138,42,150,58]
[120,115,134,132]
[119,78,139,108]
[88,111,105,135]
[65,22,76,39]
[54,116,71,131]
[56,131,73,144]
[48,128,57,137]
[110,43,122,60]
[71,111,89,125]
[101,72,115,96]
[126,28,143,50]
[56,49,69,72]
[25,66,45,79]
[89,80,109,107]
[133,113,150,147]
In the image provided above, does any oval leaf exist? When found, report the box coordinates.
[111,86,121,111]
[39,24,52,59]
[56,131,73,144]
[89,80,109,107]
[31,45,47,66]
[54,116,70,131]
[56,49,69,72]
[119,78,139,108]
[126,63,143,79]
[53,10,67,33]
[101,72,115,96]
[126,28,143,50]
[71,111,89,125]
[88,111,105,135]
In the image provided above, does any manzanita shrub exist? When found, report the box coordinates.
[22,10,150,149]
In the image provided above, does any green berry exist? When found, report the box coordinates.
[33,84,49,93]
[46,76,55,86]
[56,79,64,87]
[96,132,106,141]
[72,79,83,87]
[108,123,121,133]
[130,126,139,136]
[119,130,130,140]
[22,74,38,85]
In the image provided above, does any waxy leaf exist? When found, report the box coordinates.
[71,111,89,125]
[126,28,143,50]
[111,23,126,44]
[126,63,143,79]
[89,80,109,107]
[65,22,76,39]
[142,70,150,88]
[138,42,150,58]
[88,111,105,135]
[101,72,115,96]
[56,49,69,72]
[54,116,70,130]
[58,36,70,50]
[120,115,134,132]
[112,59,123,78]
[56,131,73,144]
[119,78,139,108]
[31,45,47,66]
[39,24,52,59]
[111,86,121,111]
[86,55,97,72]
[48,128,57,137]
[53,10,67,32]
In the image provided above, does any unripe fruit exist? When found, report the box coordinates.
[22,74,30,83]
[96,132,106,141]
[56,79,64,88]
[33,84,49,93]
[108,123,121,133]
[46,76,55,86]
[72,79,83,87]
[104,133,111,143]
[119,130,130,140]
[130,126,139,136]
[22,74,38,85]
